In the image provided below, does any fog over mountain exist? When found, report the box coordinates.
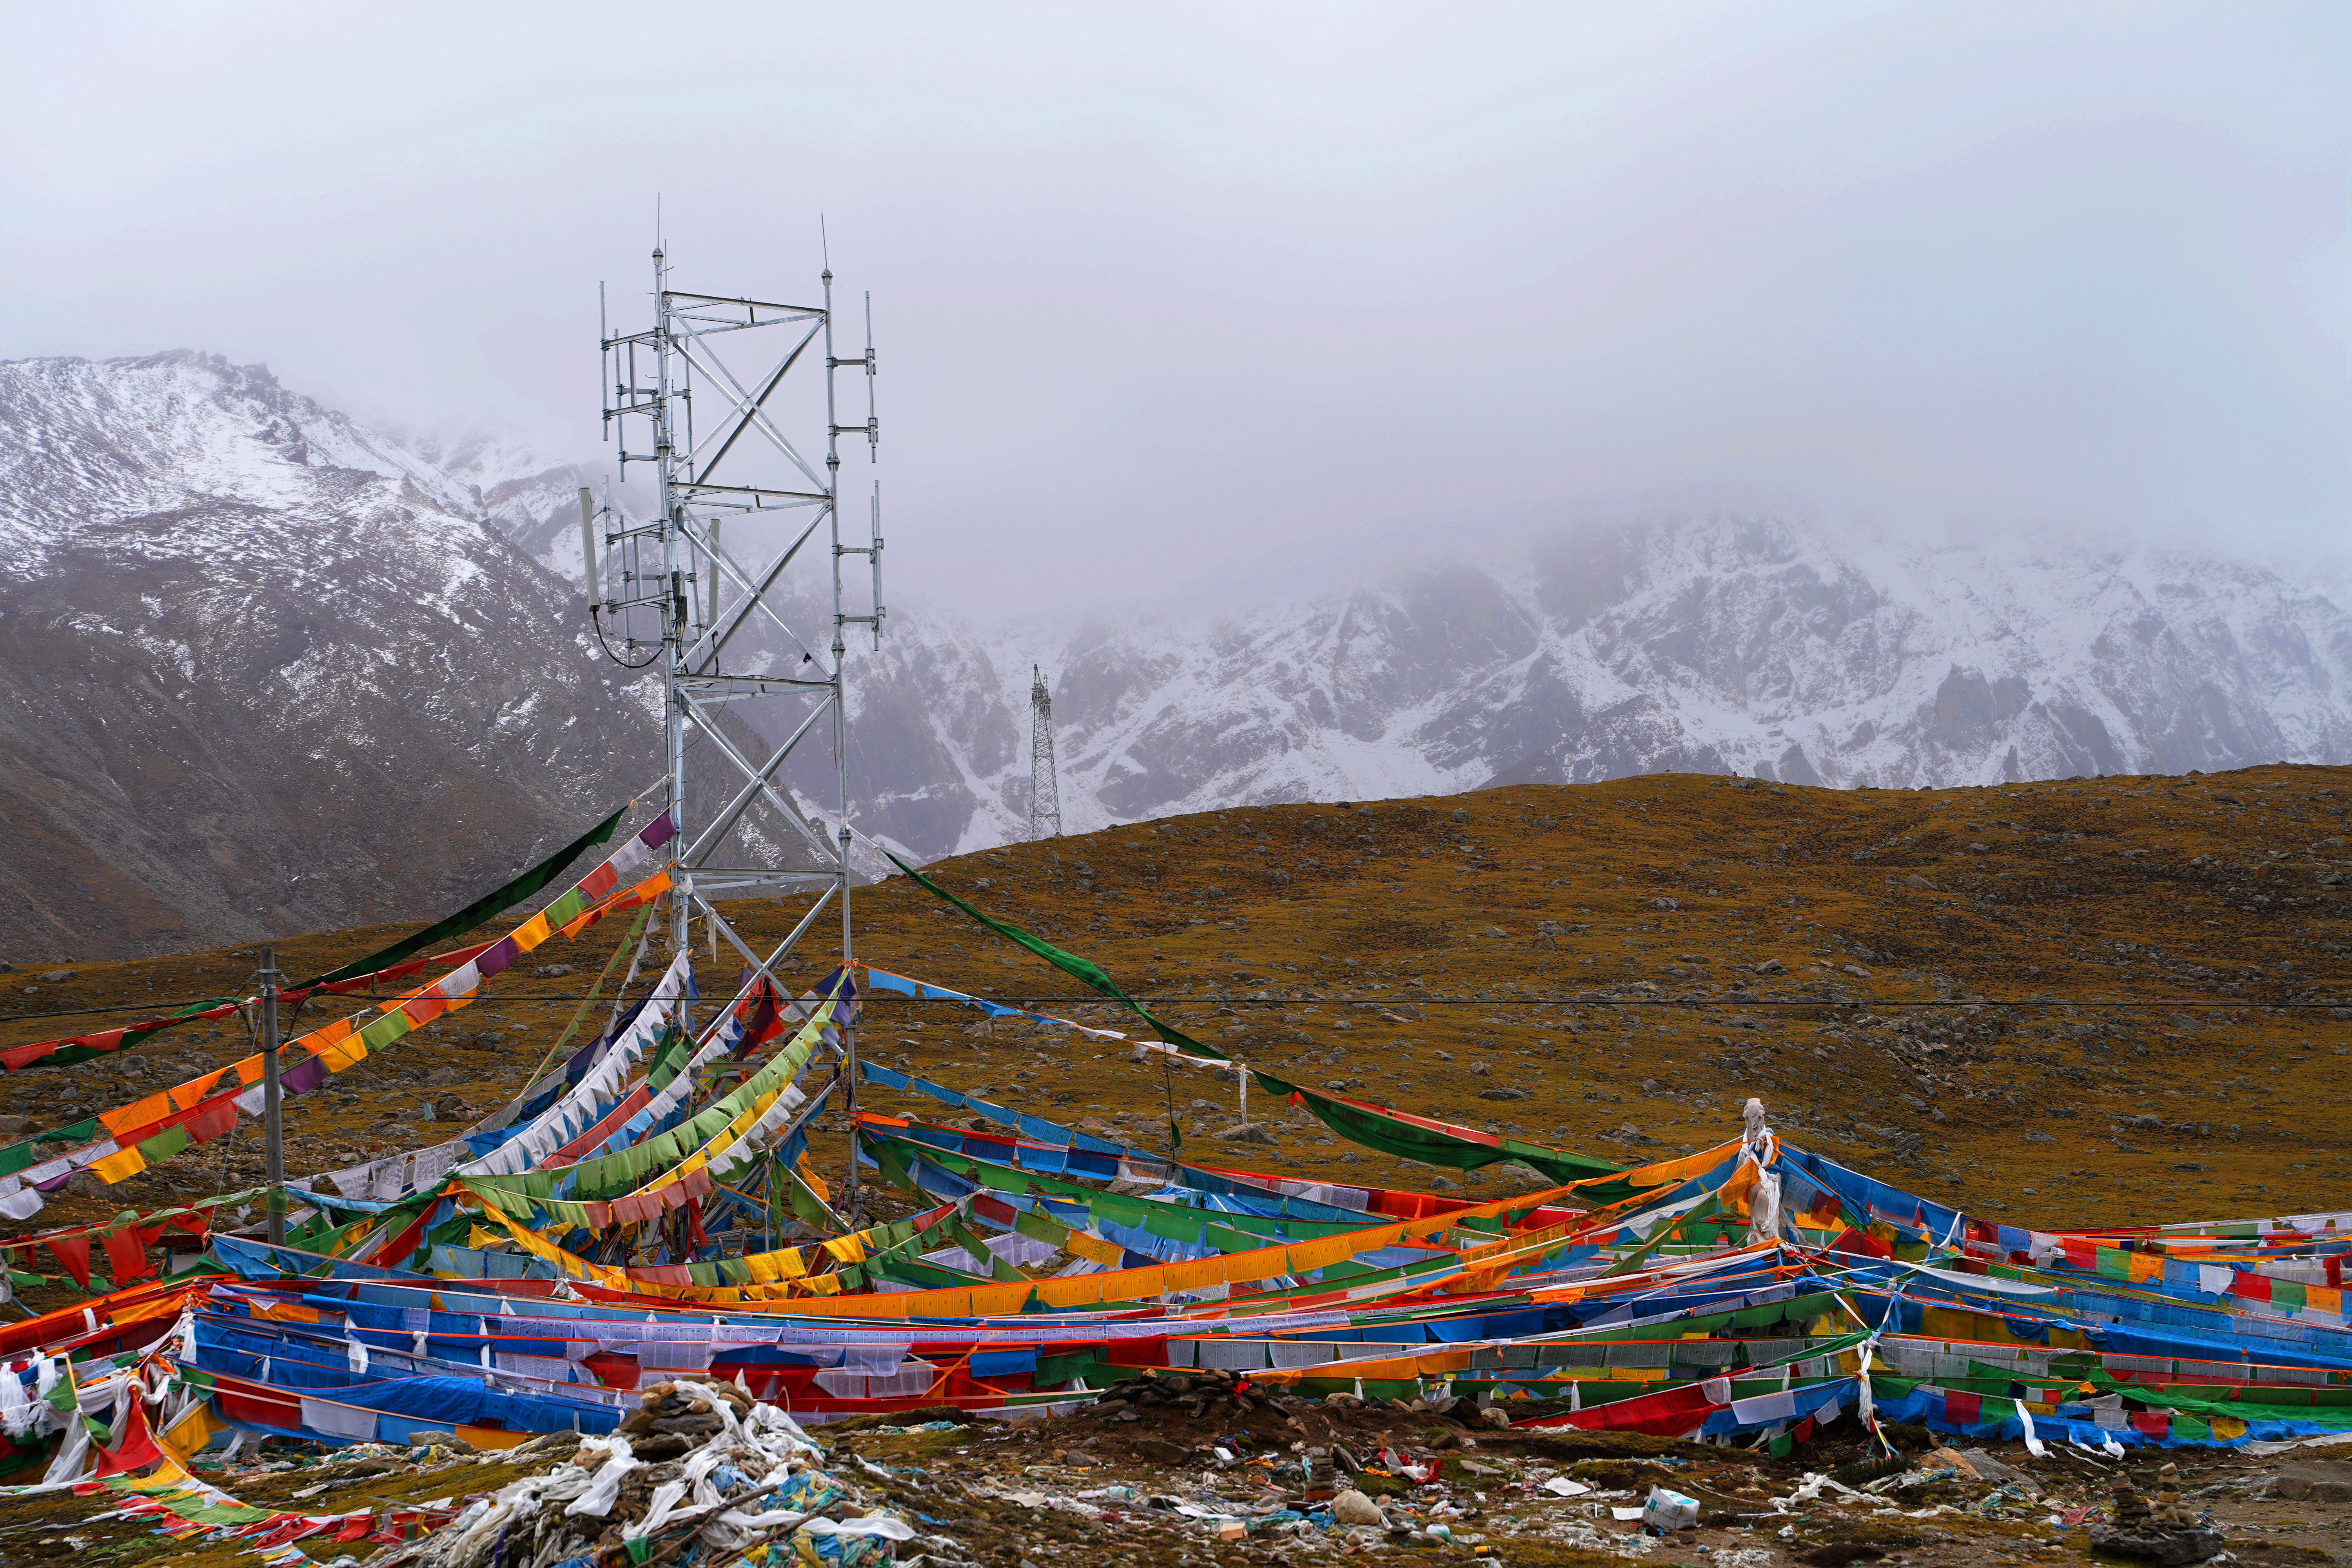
[5,4,2342,615]
[4,351,2347,960]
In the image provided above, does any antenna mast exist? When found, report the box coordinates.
[592,237,884,1221]
[1029,665,1062,840]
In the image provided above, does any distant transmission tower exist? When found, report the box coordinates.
[1029,664,1062,840]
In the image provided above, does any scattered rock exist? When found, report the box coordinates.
[1652,897,1678,911]
[2276,1459,2352,1503]
[1214,1122,1277,1145]
[0,1115,31,1137]
[1904,875,1935,890]
[40,969,75,983]
[533,964,575,978]
[1477,1086,1532,1100]
[2085,1524,2225,1564]
[1753,958,1785,975]
[1450,809,1470,823]
[1331,1489,1385,1526]
[1956,1448,2036,1492]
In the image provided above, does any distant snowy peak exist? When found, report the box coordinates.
[7,349,2346,929]
[0,352,481,556]
[375,426,646,586]
[0,352,615,582]
[902,516,2352,851]
[0,351,664,962]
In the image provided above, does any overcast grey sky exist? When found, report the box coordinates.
[2,2,2343,608]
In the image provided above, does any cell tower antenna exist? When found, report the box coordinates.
[595,236,886,1224]
[1029,665,1062,840]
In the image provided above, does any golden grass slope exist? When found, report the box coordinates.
[840,764,2352,1231]
[1,764,2346,1249]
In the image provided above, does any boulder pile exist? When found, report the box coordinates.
[1088,1367,1265,1420]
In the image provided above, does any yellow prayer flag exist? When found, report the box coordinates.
[156,1400,227,1465]
[795,1154,832,1204]
[89,1147,145,1184]
[1063,1229,1123,1268]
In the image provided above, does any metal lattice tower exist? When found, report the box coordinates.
[1029,664,1062,841]
[584,241,883,1219]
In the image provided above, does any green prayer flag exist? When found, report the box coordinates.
[884,851,1223,1063]
[298,804,630,987]
[136,1124,191,1164]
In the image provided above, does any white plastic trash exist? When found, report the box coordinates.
[1642,1485,1700,1532]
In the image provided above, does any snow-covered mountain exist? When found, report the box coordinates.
[0,352,732,962]
[914,521,2352,846]
[5,350,2349,959]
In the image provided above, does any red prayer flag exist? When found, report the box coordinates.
[1830,1228,1892,1260]
[101,1229,154,1287]
[1525,1381,1730,1438]
[46,1235,91,1290]
[90,1402,163,1477]
[379,1212,434,1270]
[181,1096,239,1144]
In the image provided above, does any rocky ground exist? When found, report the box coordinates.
[6,1386,2345,1566]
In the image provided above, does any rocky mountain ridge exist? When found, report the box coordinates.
[5,350,2349,958]
[0,352,659,961]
